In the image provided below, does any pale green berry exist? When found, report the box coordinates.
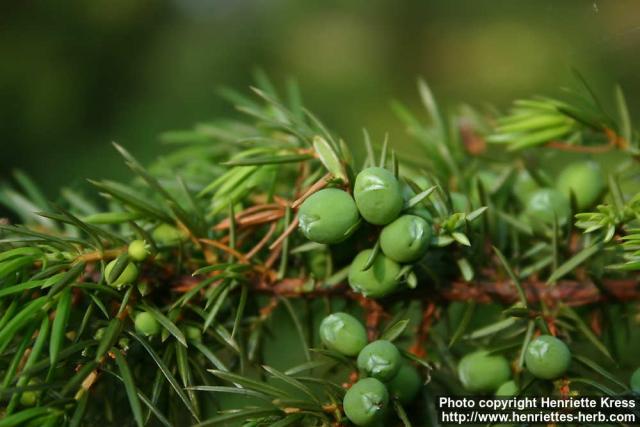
[319,312,367,356]
[458,350,511,393]
[185,326,202,342]
[152,224,188,246]
[387,363,422,405]
[357,340,401,382]
[523,188,570,227]
[298,189,360,244]
[128,239,149,261]
[343,378,389,426]
[380,215,431,263]
[348,250,401,298]
[525,335,571,380]
[105,260,138,288]
[354,167,403,225]
[556,161,605,209]
[134,312,160,337]
[495,380,518,397]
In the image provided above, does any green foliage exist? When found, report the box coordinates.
[1,74,640,426]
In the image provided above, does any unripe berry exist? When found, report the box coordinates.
[523,188,570,227]
[348,250,401,298]
[357,340,401,382]
[128,239,149,261]
[354,167,403,225]
[458,350,511,393]
[134,311,160,337]
[19,391,37,407]
[380,215,431,263]
[343,378,389,426]
[185,326,202,342]
[319,312,367,356]
[152,224,188,246]
[386,363,422,405]
[513,169,539,203]
[556,161,605,209]
[495,380,518,397]
[524,335,571,380]
[105,260,138,289]
[298,189,360,244]
[630,368,640,393]
[19,381,40,407]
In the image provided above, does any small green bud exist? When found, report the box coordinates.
[128,239,149,261]
[343,378,389,426]
[19,391,38,407]
[105,260,138,288]
[354,167,403,225]
[357,340,401,382]
[298,188,360,244]
[319,312,367,356]
[524,335,571,380]
[19,380,40,407]
[134,311,160,337]
[348,249,401,298]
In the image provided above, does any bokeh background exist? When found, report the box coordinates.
[2,0,640,195]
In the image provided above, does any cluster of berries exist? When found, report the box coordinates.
[298,167,432,298]
[458,335,571,395]
[515,161,605,229]
[319,312,422,426]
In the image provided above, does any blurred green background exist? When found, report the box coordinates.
[2,0,640,195]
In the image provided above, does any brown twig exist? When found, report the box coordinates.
[291,172,332,209]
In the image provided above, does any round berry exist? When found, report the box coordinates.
[348,250,401,298]
[556,161,605,209]
[380,215,431,263]
[185,326,202,342]
[387,363,422,405]
[523,188,570,227]
[134,312,160,337]
[354,167,403,225]
[513,169,539,203]
[19,391,37,407]
[357,340,401,382]
[525,335,571,380]
[19,380,40,407]
[630,368,640,393]
[458,350,511,393]
[343,378,389,426]
[298,189,360,244]
[495,380,518,397]
[152,223,188,246]
[319,313,367,356]
[105,260,138,289]
[128,239,149,261]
